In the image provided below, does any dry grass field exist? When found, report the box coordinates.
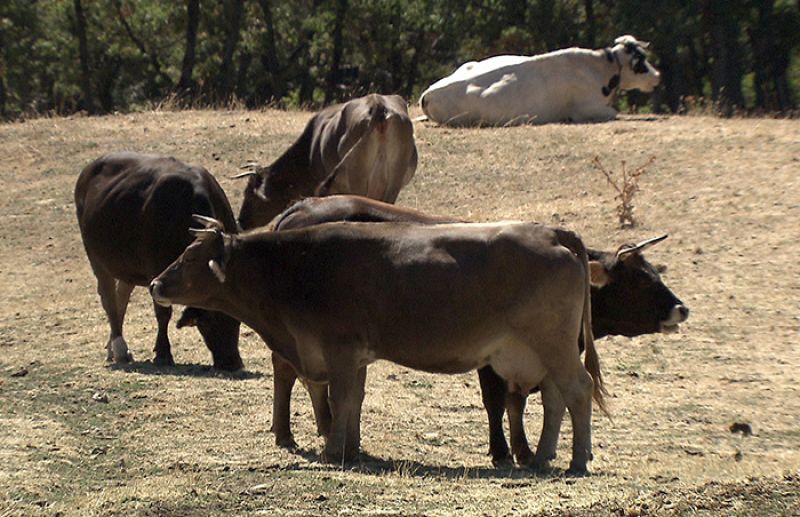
[1,108,798,516]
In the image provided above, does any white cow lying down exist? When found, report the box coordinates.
[419,35,661,127]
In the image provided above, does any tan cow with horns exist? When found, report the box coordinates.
[151,215,606,474]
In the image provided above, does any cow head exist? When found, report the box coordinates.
[176,307,243,371]
[237,166,297,230]
[150,215,232,310]
[610,35,661,93]
[589,235,689,338]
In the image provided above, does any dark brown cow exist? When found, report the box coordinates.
[236,94,417,230]
[74,152,243,370]
[262,195,688,466]
[151,216,604,473]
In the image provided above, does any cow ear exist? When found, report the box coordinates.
[589,261,609,287]
[208,259,226,283]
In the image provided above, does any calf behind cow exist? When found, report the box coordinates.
[419,35,660,126]
[151,216,604,473]
[263,195,688,467]
[74,152,243,370]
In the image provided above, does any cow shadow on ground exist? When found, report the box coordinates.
[350,453,564,480]
[275,447,565,480]
[107,361,264,380]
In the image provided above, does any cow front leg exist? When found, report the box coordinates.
[478,366,512,467]
[345,366,367,454]
[152,302,175,366]
[530,376,566,471]
[93,268,133,363]
[271,353,299,448]
[321,350,363,464]
[506,391,535,466]
[306,380,332,439]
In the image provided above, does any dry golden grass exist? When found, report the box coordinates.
[1,108,798,516]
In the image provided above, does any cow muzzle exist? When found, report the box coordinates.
[660,304,689,333]
[149,280,173,308]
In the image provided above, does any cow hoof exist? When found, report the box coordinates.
[110,337,133,363]
[513,447,536,467]
[523,457,553,473]
[275,436,298,449]
[153,354,175,367]
[214,357,244,371]
[491,455,514,469]
[321,447,358,465]
[565,464,590,477]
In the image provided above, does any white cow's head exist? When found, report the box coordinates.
[610,35,661,93]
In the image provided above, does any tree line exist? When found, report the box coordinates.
[1,0,798,120]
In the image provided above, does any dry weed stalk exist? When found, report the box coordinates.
[592,155,655,227]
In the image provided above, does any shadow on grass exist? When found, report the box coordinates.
[107,360,265,380]
[352,452,563,480]
[266,447,567,480]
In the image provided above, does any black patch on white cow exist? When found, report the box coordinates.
[602,74,620,96]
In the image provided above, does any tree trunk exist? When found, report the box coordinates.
[115,1,172,92]
[0,28,6,118]
[324,0,348,104]
[583,0,596,48]
[506,0,527,27]
[0,74,7,119]
[218,0,246,102]
[298,40,316,106]
[704,0,745,115]
[404,32,425,100]
[178,0,200,94]
[258,0,284,101]
[236,51,252,103]
[73,0,95,113]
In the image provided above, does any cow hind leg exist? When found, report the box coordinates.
[478,366,512,467]
[321,349,363,464]
[152,302,175,366]
[530,376,566,471]
[93,268,133,363]
[506,391,535,467]
[271,353,299,448]
[547,363,594,475]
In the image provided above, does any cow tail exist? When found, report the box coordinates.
[554,228,609,417]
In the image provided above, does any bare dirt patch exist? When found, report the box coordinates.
[1,110,798,516]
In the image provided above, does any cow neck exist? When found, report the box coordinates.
[601,48,623,101]
[217,234,304,370]
[265,119,314,191]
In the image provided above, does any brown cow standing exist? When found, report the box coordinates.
[74,152,243,370]
[236,93,417,229]
[151,216,603,473]
[262,195,688,467]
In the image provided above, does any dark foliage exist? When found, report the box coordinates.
[1,0,798,119]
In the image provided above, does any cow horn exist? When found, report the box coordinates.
[188,227,218,239]
[191,214,225,231]
[617,234,668,258]
[230,171,258,180]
